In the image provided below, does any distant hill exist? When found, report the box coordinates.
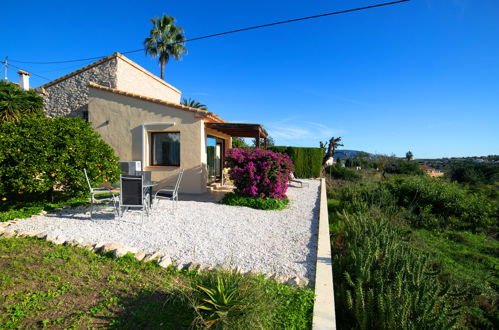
[334,150,373,159]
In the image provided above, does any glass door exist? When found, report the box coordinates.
[206,136,224,184]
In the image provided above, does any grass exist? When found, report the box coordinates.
[0,195,88,222]
[221,192,289,210]
[0,237,314,329]
[0,192,118,222]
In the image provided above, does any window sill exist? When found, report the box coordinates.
[146,166,180,170]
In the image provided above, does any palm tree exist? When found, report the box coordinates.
[144,15,187,80]
[0,81,44,121]
[181,97,207,110]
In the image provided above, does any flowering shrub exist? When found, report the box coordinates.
[225,148,294,199]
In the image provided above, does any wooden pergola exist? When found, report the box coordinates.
[205,122,269,148]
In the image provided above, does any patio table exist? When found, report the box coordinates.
[143,179,159,208]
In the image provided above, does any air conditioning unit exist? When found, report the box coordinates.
[119,161,142,175]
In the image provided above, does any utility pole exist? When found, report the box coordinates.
[3,56,7,81]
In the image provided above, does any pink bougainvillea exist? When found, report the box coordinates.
[225,148,294,199]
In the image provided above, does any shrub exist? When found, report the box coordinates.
[384,159,424,175]
[384,176,498,231]
[225,148,293,199]
[332,211,461,329]
[268,146,322,178]
[0,115,120,201]
[222,192,289,210]
[325,164,361,182]
[448,162,499,186]
[0,81,44,121]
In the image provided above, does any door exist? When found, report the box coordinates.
[207,136,224,184]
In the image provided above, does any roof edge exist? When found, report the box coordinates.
[41,53,119,89]
[88,82,224,123]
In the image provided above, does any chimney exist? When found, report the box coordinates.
[17,70,31,90]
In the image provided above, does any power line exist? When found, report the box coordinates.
[8,62,51,81]
[9,0,410,65]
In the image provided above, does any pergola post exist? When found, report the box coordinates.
[256,132,261,148]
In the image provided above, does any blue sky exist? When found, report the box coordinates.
[2,0,498,158]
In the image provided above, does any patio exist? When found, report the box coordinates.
[7,180,320,283]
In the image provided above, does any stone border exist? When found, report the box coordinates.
[312,178,336,329]
[0,212,310,287]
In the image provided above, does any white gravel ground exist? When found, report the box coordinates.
[8,180,320,281]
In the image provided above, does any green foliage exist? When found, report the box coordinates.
[384,159,424,175]
[231,137,248,148]
[181,97,207,110]
[221,192,289,210]
[325,164,362,182]
[328,172,499,328]
[448,162,499,186]
[268,146,323,178]
[333,211,460,329]
[0,237,314,329]
[412,229,499,328]
[0,81,44,121]
[406,151,413,161]
[0,193,88,222]
[385,176,498,232]
[0,115,120,201]
[144,14,187,79]
[195,274,243,327]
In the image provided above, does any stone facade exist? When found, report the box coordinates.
[40,53,182,118]
[41,57,118,118]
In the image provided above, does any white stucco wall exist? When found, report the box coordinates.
[88,88,206,194]
[116,57,181,103]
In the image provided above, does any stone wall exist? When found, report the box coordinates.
[41,58,118,118]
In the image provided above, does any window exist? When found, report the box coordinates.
[150,132,180,166]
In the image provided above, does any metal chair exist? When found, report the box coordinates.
[154,169,184,209]
[118,174,150,219]
[84,168,117,218]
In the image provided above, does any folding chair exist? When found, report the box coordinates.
[119,174,150,219]
[154,169,184,209]
[84,168,117,218]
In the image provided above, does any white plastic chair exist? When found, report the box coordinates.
[84,168,117,218]
[154,169,184,209]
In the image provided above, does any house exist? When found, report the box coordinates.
[38,53,268,193]
[419,165,444,178]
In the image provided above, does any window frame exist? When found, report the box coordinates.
[149,131,181,167]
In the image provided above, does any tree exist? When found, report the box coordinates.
[252,136,275,147]
[144,15,187,80]
[320,137,344,167]
[406,151,414,161]
[180,97,207,110]
[0,81,44,121]
[231,137,248,148]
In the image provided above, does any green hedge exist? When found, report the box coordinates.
[268,146,322,178]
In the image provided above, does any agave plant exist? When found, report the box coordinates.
[196,275,243,327]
